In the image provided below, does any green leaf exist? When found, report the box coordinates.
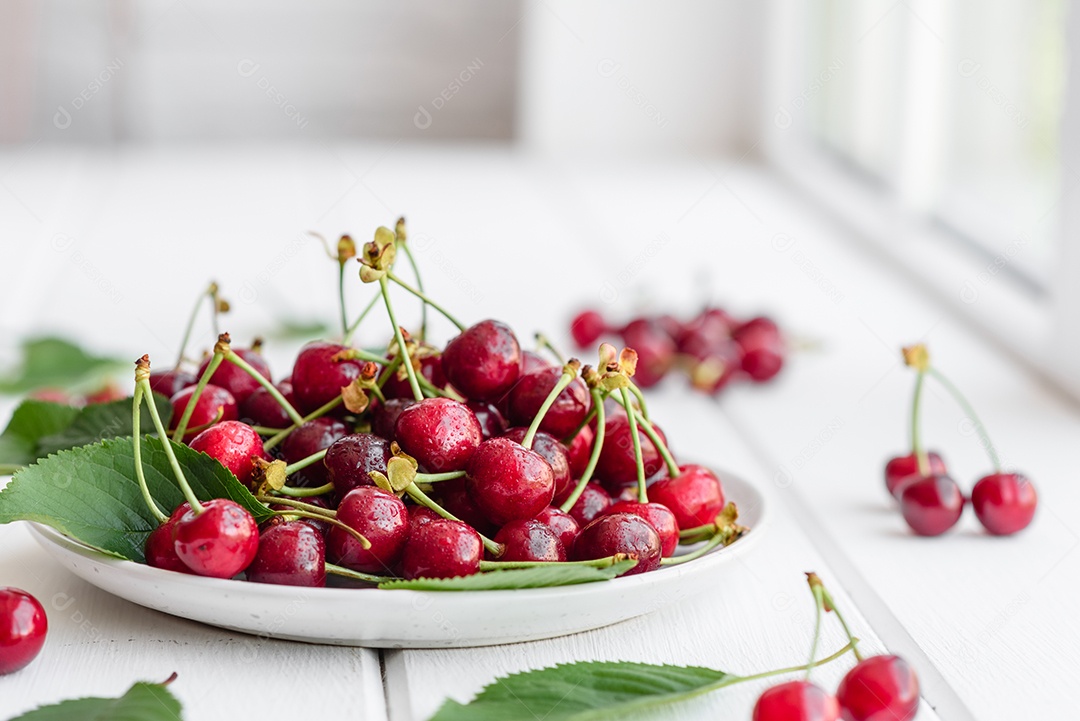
[378,560,638,591]
[428,662,732,721]
[0,401,80,471]
[35,394,172,457]
[0,436,272,562]
[11,677,183,720]
[0,337,123,395]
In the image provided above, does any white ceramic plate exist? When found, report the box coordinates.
[30,471,767,649]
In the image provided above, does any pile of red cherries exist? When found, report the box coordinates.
[568,306,784,393]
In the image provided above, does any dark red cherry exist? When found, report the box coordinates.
[594,412,668,490]
[574,512,661,575]
[494,519,566,562]
[247,521,326,587]
[395,398,483,472]
[508,367,590,439]
[173,499,259,578]
[328,487,409,574]
[620,319,676,388]
[465,437,555,526]
[836,655,919,721]
[189,421,268,488]
[281,417,349,486]
[564,425,595,480]
[407,505,444,533]
[145,502,193,573]
[899,475,965,536]
[372,398,416,440]
[648,464,725,529]
[400,518,482,579]
[605,501,679,556]
[468,401,507,439]
[570,309,606,349]
[199,347,272,404]
[753,680,840,721]
[502,427,572,501]
[971,472,1037,536]
[534,506,580,549]
[382,350,446,400]
[566,482,612,526]
[436,479,497,536]
[0,588,48,675]
[324,433,391,496]
[290,341,363,415]
[149,368,196,398]
[440,320,522,401]
[884,451,947,497]
[732,316,784,382]
[168,384,238,440]
[240,380,295,429]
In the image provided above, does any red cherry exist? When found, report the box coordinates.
[382,351,446,400]
[594,412,668,490]
[281,417,349,487]
[436,479,497,536]
[189,421,268,487]
[328,487,409,574]
[676,308,734,354]
[502,427,572,501]
[732,316,784,382]
[494,519,566,562]
[836,655,919,721]
[899,475,965,536]
[173,499,259,578]
[753,680,840,721]
[395,398,483,472]
[620,319,676,388]
[534,506,580,549]
[0,588,47,675]
[508,367,590,439]
[372,398,416,440]
[148,368,196,398]
[573,513,661,575]
[884,451,947,497]
[648,464,724,529]
[566,482,612,526]
[199,347,272,404]
[570,310,606,349]
[401,519,482,579]
[145,502,193,573]
[465,437,555,526]
[407,505,444,533]
[605,501,679,556]
[290,341,363,415]
[324,433,391,497]
[247,521,326,587]
[564,425,595,480]
[441,320,522,401]
[240,380,295,429]
[971,472,1037,535]
[168,384,238,440]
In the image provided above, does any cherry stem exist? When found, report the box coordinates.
[927,367,1002,471]
[209,284,225,338]
[262,396,344,451]
[659,533,725,565]
[137,377,204,514]
[521,366,577,449]
[678,522,716,539]
[270,509,371,549]
[910,370,930,477]
[343,291,381,345]
[339,347,389,364]
[387,271,466,332]
[379,277,424,402]
[131,384,167,523]
[817,585,864,662]
[620,387,649,503]
[562,398,602,444]
[337,262,349,339]
[404,482,503,556]
[631,408,678,478]
[174,284,212,368]
[257,495,335,517]
[171,351,223,442]
[534,333,565,364]
[416,470,467,483]
[283,449,327,476]
[559,387,606,512]
[628,382,651,421]
[398,241,428,341]
[478,555,630,571]
[324,562,391,584]
[275,482,334,498]
[224,350,304,426]
[805,584,826,681]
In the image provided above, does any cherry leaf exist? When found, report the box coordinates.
[9,677,183,720]
[378,560,637,590]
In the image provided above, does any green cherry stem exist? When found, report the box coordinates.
[174,284,213,368]
[478,555,629,571]
[269,508,371,549]
[343,291,381,345]
[337,347,390,364]
[337,261,349,339]
[620,387,649,503]
[256,495,335,517]
[631,408,678,478]
[416,470,467,483]
[815,580,864,662]
[136,376,204,514]
[910,369,930,477]
[521,362,579,450]
[379,277,424,402]
[275,482,334,498]
[805,578,826,681]
[628,382,651,422]
[404,482,503,556]
[171,349,224,442]
[659,533,725,565]
[535,333,566,364]
[325,562,392,584]
[283,449,328,475]
[397,240,428,341]
[927,367,1003,471]
[262,396,344,452]
[224,350,304,426]
[386,271,466,332]
[559,387,606,512]
[131,365,167,523]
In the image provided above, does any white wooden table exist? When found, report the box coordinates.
[1,145,1074,719]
